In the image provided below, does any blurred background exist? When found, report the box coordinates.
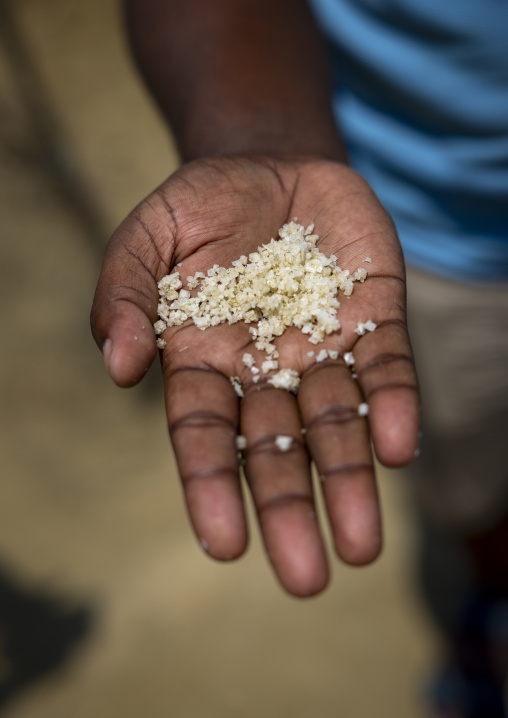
[0,0,440,715]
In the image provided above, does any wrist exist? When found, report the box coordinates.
[126,0,347,164]
[180,111,347,164]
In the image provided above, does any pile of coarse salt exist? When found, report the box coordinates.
[154,221,369,393]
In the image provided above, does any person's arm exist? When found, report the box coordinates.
[125,0,346,162]
[92,0,420,597]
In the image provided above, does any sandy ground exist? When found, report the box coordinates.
[0,1,440,716]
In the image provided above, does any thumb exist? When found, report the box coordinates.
[91,204,175,387]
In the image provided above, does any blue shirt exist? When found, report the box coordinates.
[309,0,508,280]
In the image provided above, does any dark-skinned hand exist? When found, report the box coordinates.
[91,155,420,597]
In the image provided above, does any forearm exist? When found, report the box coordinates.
[124,0,345,162]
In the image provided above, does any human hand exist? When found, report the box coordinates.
[91,155,419,597]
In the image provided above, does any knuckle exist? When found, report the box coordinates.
[246,435,306,458]
[169,409,236,434]
[357,353,414,378]
[306,405,360,430]
[180,465,239,487]
[364,382,419,400]
[257,492,314,516]
[319,462,374,481]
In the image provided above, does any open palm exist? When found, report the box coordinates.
[92,155,419,597]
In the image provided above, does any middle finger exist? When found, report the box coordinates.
[241,379,329,597]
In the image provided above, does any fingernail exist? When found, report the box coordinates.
[103,339,113,373]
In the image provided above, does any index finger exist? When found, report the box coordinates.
[161,353,248,561]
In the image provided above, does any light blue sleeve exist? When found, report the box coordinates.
[309,0,508,280]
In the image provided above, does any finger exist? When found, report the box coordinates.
[163,359,248,561]
[353,319,420,466]
[91,200,175,387]
[241,381,329,597]
[299,360,382,566]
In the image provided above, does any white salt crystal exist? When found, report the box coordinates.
[275,435,293,452]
